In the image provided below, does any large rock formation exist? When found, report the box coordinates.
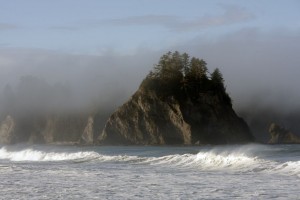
[268,123,300,144]
[98,52,254,145]
[98,88,253,145]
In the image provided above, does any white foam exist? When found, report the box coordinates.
[143,152,261,172]
[0,146,299,178]
[272,161,300,177]
[0,147,99,162]
[141,150,300,177]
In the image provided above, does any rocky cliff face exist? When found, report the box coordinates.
[179,92,253,144]
[98,90,191,145]
[268,123,300,144]
[98,82,253,145]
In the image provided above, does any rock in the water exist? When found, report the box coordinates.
[98,52,254,145]
[0,115,15,144]
[268,123,300,144]
[80,116,94,145]
[98,88,253,145]
[41,117,56,143]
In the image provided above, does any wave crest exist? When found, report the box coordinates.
[0,146,299,177]
[0,147,99,162]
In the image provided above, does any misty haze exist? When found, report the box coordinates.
[0,1,300,199]
[1,29,300,142]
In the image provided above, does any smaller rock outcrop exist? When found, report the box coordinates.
[0,115,15,144]
[268,123,300,144]
[41,118,56,143]
[80,116,94,145]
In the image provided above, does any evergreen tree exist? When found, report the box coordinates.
[186,57,208,81]
[211,68,224,86]
[182,52,190,75]
[154,51,183,80]
[171,51,183,73]
[144,51,230,103]
[210,68,231,105]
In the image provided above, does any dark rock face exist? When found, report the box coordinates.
[98,86,253,145]
[268,123,300,144]
[179,92,252,144]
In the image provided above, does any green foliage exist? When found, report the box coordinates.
[182,52,190,75]
[153,51,183,79]
[211,68,224,90]
[186,57,208,80]
[210,68,232,105]
[211,68,223,83]
[143,51,231,104]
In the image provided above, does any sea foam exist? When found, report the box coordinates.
[0,145,299,177]
[0,147,99,162]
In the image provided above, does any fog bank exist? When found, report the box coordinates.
[0,29,299,140]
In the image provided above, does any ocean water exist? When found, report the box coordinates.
[0,144,299,199]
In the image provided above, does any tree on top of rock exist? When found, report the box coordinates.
[185,57,208,81]
[153,51,183,80]
[211,68,232,105]
[142,51,230,103]
[182,52,190,76]
[211,68,225,90]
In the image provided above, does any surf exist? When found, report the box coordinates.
[0,144,299,178]
[0,146,99,162]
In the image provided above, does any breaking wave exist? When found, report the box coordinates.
[0,147,100,162]
[143,152,300,177]
[0,145,299,177]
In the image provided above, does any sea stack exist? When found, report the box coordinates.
[98,51,254,145]
[268,123,300,144]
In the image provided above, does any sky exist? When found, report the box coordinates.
[0,0,300,112]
